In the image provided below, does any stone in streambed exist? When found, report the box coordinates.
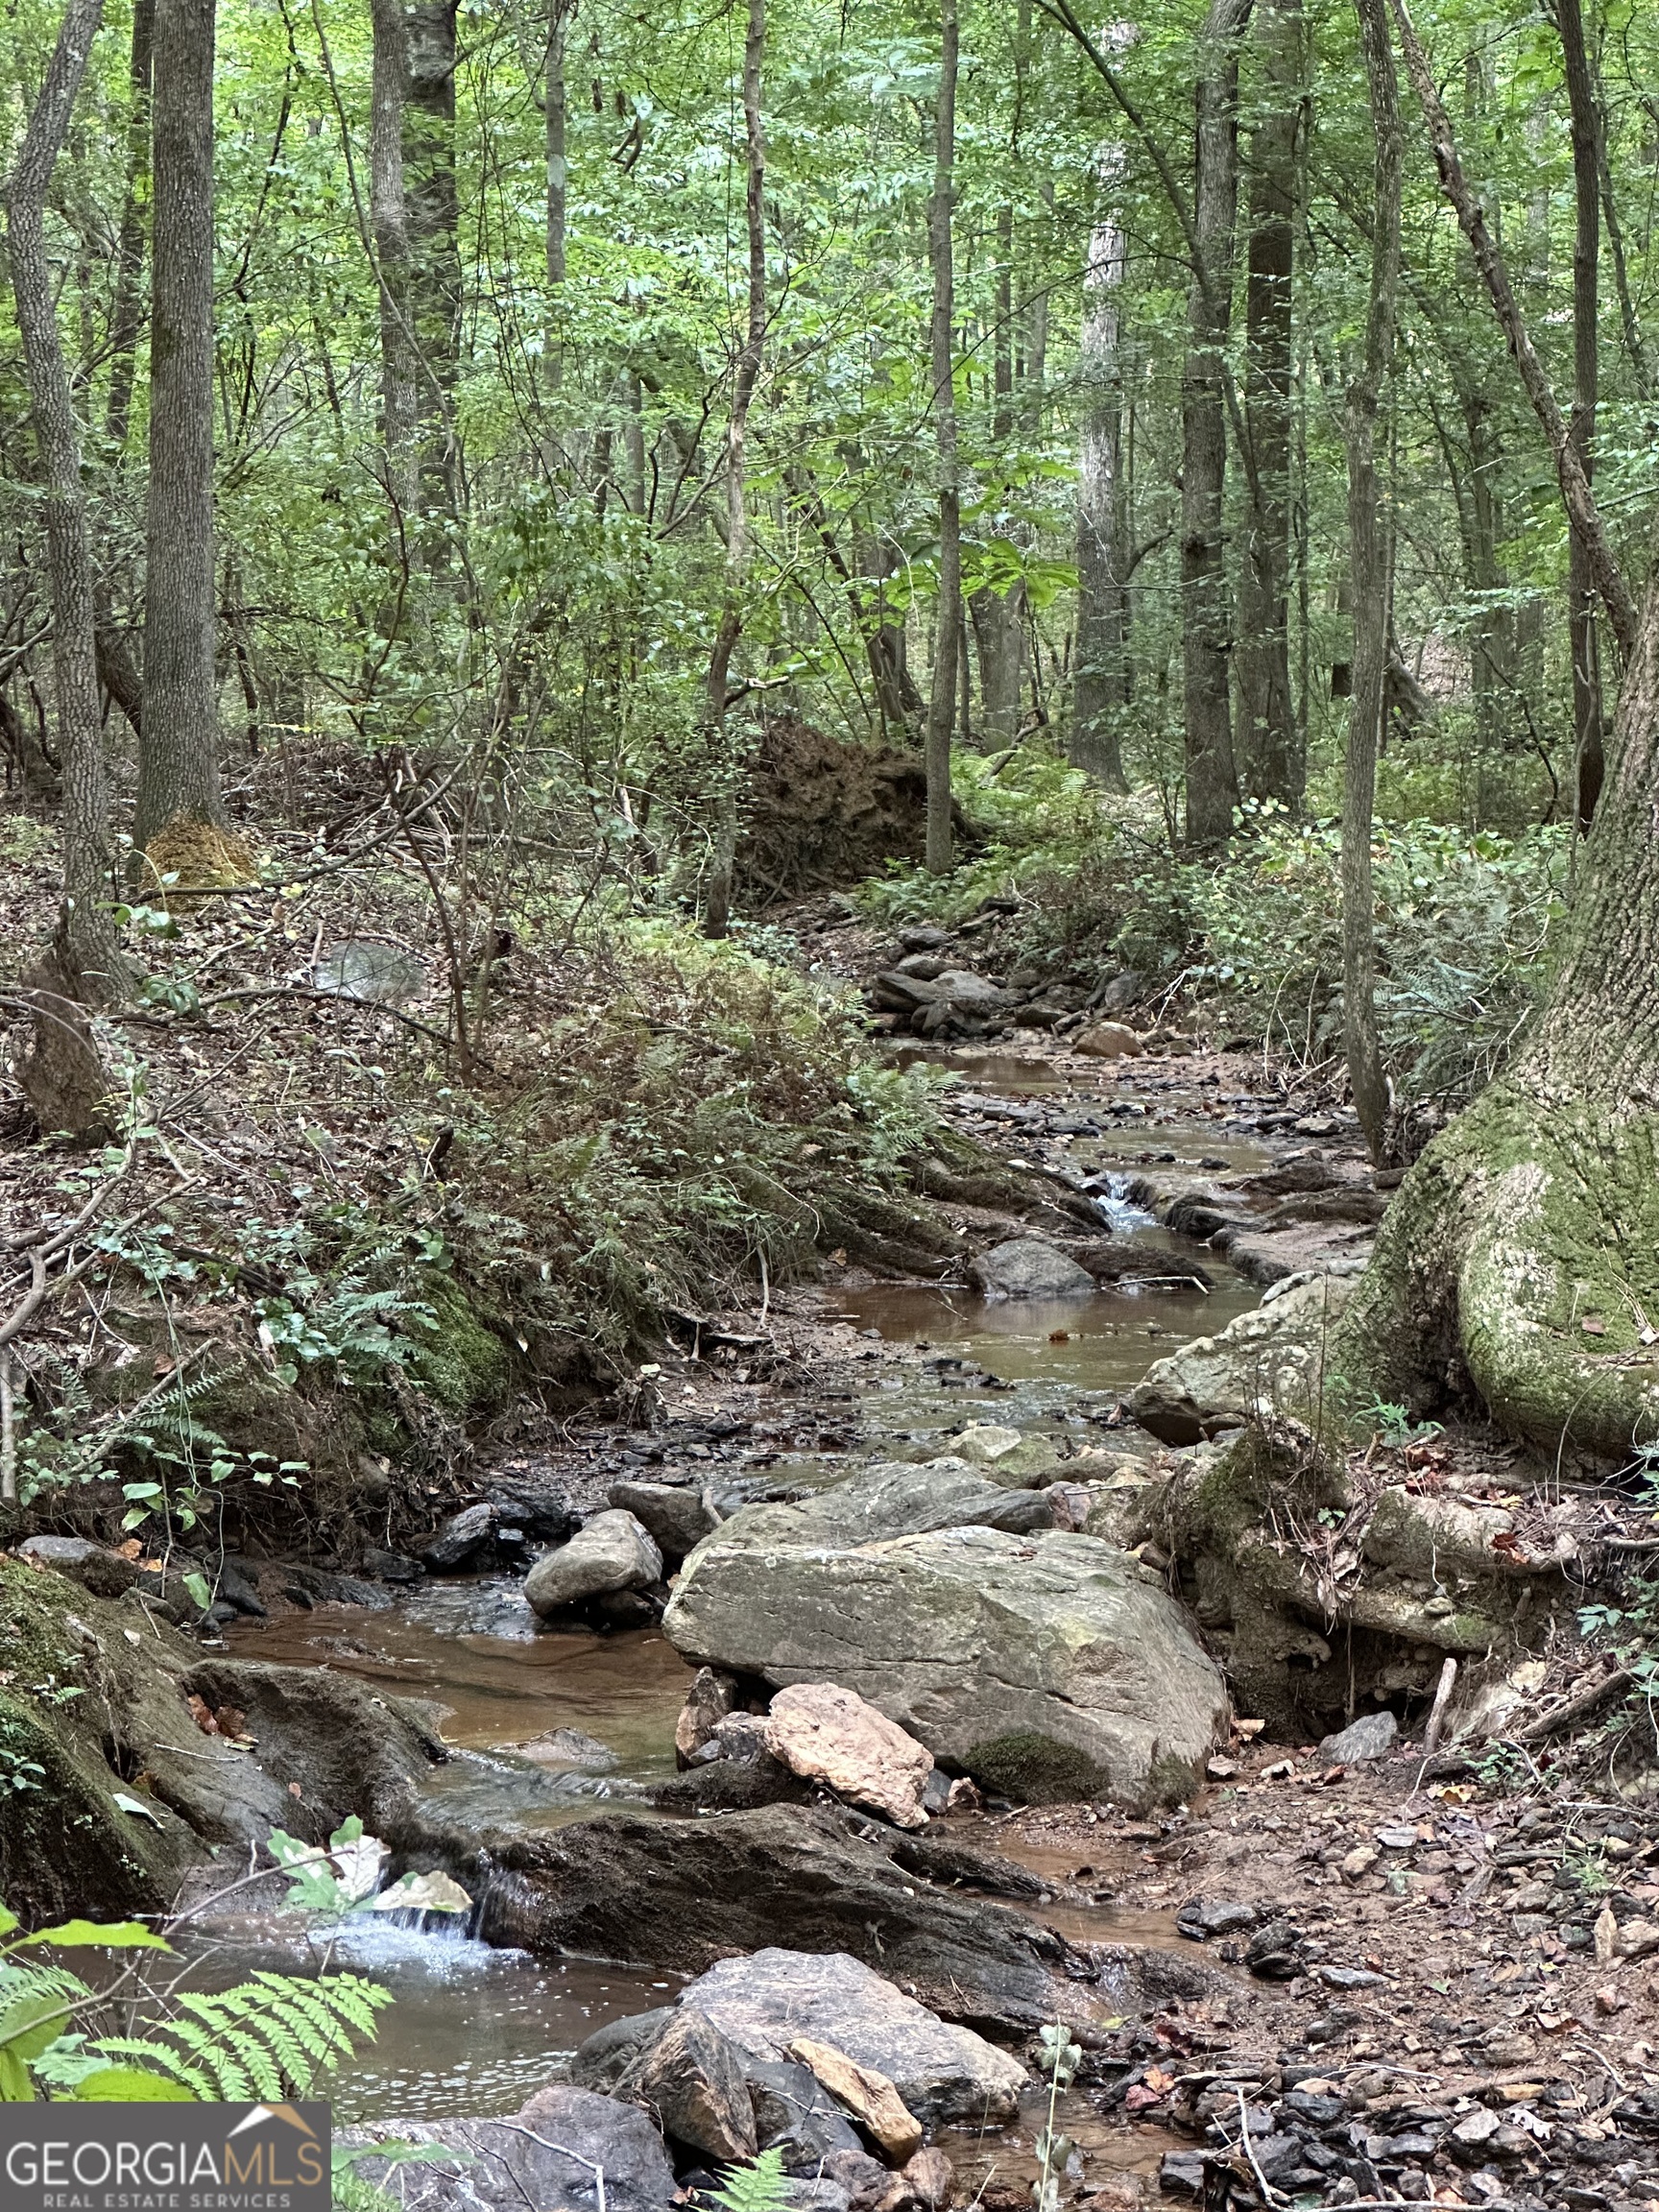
[676,1666,742,1763]
[1128,1271,1358,1445]
[690,1461,1054,1561]
[571,2010,859,2165]
[419,1503,498,1573]
[966,1239,1095,1300]
[1072,1022,1143,1058]
[681,1947,1026,2127]
[1316,1709,1398,1767]
[787,2036,923,2162]
[608,1479,718,1564]
[663,1525,1227,1811]
[613,2004,757,2160]
[762,1683,933,1829]
[342,2085,677,2212]
[525,1509,662,1617]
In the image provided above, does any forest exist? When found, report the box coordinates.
[5,0,1659,2201]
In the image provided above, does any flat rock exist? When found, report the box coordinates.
[1317,1710,1398,1767]
[16,1535,146,1600]
[686,1461,1053,1560]
[1128,1273,1357,1445]
[525,1510,663,1617]
[680,1947,1026,2126]
[1072,1022,1143,1058]
[788,2035,923,2160]
[607,1480,717,1564]
[457,1802,1090,2032]
[664,1525,1227,1811]
[517,1727,617,1769]
[342,2086,677,2212]
[571,2011,859,2165]
[762,1682,934,1829]
[966,1239,1096,1300]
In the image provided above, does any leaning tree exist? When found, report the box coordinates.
[1333,0,1659,1468]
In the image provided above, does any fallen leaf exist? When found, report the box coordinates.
[112,1791,164,1830]
[1582,1316,1607,1335]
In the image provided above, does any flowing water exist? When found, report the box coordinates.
[211,1057,1261,2190]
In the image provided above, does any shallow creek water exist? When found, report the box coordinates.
[213,1054,1259,2173]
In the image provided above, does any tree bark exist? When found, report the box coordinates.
[405,0,461,530]
[1181,0,1250,852]
[968,202,1022,748]
[1236,0,1301,808]
[1557,0,1604,829]
[104,0,154,455]
[701,0,765,939]
[371,0,418,522]
[134,0,225,850]
[1342,0,1401,1165]
[925,0,960,874]
[546,0,568,293]
[1072,156,1129,791]
[8,0,126,999]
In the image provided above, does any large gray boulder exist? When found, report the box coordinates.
[607,1479,717,1564]
[680,1948,1026,2127]
[967,1238,1096,1299]
[691,1460,1053,1557]
[342,2086,677,2212]
[664,1525,1226,1809]
[525,1509,662,1617]
[1128,1271,1356,1444]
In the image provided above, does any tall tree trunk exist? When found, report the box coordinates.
[546,0,567,293]
[135,0,225,851]
[925,0,960,874]
[701,0,765,939]
[1181,0,1249,851]
[1557,0,1604,829]
[405,0,461,532]
[1072,156,1129,790]
[1236,0,1300,807]
[969,203,1023,747]
[104,0,154,454]
[1343,0,1401,1164]
[8,0,125,999]
[372,0,418,524]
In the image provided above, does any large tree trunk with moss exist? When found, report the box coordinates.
[1334,581,1659,1465]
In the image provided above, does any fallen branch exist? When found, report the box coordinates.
[1508,1667,1634,1745]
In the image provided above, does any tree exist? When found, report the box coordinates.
[7,0,125,998]
[1071,151,1130,791]
[1341,0,1401,1165]
[1236,0,1301,808]
[404,0,461,532]
[700,0,765,940]
[1181,0,1250,851]
[925,0,960,875]
[1556,0,1604,829]
[1334,0,1659,1464]
[134,0,226,854]
[371,0,418,525]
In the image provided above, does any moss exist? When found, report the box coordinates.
[963,1732,1107,1806]
[1143,1751,1203,1809]
[402,1271,512,1414]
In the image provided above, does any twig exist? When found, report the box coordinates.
[1234,2085,1288,2207]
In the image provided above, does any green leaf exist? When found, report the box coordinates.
[182,1573,212,1613]
[111,1792,166,1830]
[68,2066,197,2102]
[20,1921,171,1952]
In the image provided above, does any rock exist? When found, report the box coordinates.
[950,1427,1062,1484]
[762,1683,934,1829]
[608,1480,717,1564]
[1175,1899,1258,1939]
[1339,1845,1380,1882]
[966,1240,1096,1300]
[901,2148,955,2209]
[821,2150,894,2212]
[420,1503,497,1573]
[1244,1920,1305,1980]
[788,2036,924,2161]
[463,1803,1090,2032]
[1129,1272,1357,1444]
[525,1510,663,1617]
[871,969,1011,1023]
[613,2004,757,2160]
[676,1668,742,1763]
[361,1547,424,1582]
[517,1727,617,1769]
[748,2056,865,2163]
[1317,1711,1398,1767]
[481,1479,582,1544]
[692,1462,1054,1563]
[664,1525,1227,1811]
[1072,1022,1143,1058]
[343,2086,678,2212]
[16,1535,145,1600]
[569,2010,677,2091]
[1318,1964,1385,1989]
[680,1948,1027,2126]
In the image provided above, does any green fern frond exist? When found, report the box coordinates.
[708,2148,791,2212]
[88,1972,390,2103]
[86,2036,215,2101]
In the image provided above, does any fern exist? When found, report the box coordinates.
[84,1971,392,2101]
[707,2148,792,2212]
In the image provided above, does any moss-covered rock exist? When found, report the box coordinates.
[402,1271,513,1414]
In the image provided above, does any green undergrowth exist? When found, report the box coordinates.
[859,756,1567,1112]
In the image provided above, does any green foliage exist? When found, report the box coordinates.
[1351,1395,1445,1449]
[267,1816,471,1923]
[706,2147,791,2212]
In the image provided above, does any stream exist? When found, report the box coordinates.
[210,1048,1266,2176]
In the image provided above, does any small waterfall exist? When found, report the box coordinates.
[1095,1172,1157,1234]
